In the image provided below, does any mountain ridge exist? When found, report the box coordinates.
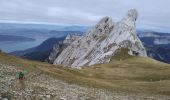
[52,9,147,67]
[0,35,35,42]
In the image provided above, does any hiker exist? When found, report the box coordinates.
[18,71,25,80]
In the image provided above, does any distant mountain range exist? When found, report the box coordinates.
[0,35,35,42]
[0,23,87,42]
[138,31,170,63]
[0,22,89,32]
[138,31,170,45]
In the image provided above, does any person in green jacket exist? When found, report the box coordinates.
[18,71,25,80]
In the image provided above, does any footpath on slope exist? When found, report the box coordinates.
[0,53,170,100]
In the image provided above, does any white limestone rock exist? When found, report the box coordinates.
[63,33,82,44]
[47,43,62,64]
[47,34,81,63]
[53,9,147,67]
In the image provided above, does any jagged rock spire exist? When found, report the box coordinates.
[127,9,138,21]
[52,9,147,67]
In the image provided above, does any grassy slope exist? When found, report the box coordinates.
[1,52,170,96]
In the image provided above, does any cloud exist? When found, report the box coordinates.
[0,0,170,31]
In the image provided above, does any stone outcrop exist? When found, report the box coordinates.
[63,33,82,44]
[46,42,62,64]
[52,9,147,67]
[46,34,81,64]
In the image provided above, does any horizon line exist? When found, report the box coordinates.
[0,20,170,33]
[0,20,90,27]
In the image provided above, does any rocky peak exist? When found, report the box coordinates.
[52,9,147,67]
[46,34,81,64]
[63,33,82,44]
[96,16,113,28]
[127,9,138,21]
[85,16,114,39]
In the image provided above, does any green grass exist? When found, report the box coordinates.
[111,48,134,60]
[1,52,170,95]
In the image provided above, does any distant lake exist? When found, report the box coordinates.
[0,23,87,53]
[0,39,46,53]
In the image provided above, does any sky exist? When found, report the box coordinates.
[0,0,170,32]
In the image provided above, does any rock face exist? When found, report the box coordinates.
[46,43,63,64]
[53,9,147,67]
[63,33,82,44]
[47,34,81,64]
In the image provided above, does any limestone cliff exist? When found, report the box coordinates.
[53,9,147,67]
[47,34,81,63]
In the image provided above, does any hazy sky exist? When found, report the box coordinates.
[0,0,170,32]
